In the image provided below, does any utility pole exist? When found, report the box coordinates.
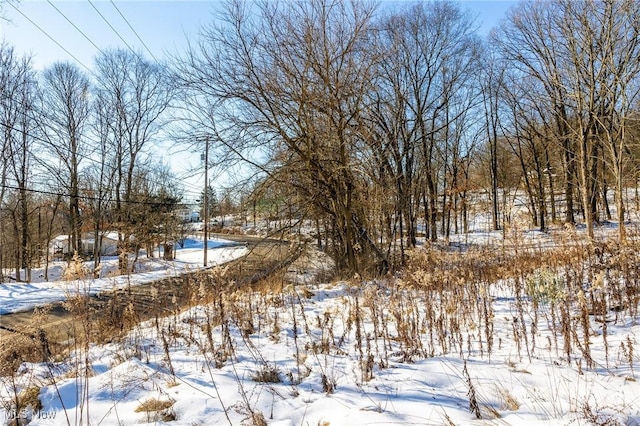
[203,135,209,267]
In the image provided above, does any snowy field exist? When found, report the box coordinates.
[1,227,640,425]
[0,237,248,314]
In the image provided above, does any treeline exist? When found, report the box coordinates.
[0,47,178,281]
[175,0,640,273]
[2,0,640,279]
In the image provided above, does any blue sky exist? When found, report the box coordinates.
[1,1,216,70]
[1,1,516,71]
[0,0,516,199]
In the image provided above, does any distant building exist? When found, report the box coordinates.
[49,232,119,258]
[175,208,201,223]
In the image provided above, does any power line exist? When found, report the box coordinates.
[1,86,223,197]
[0,0,206,198]
[0,118,205,196]
[0,79,206,195]
[2,4,206,196]
[109,0,158,62]
[46,0,106,58]
[6,1,94,75]
[87,0,138,58]
[0,182,186,208]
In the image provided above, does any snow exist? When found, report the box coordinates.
[0,237,248,314]
[2,231,640,425]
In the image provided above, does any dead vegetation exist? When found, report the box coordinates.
[134,398,176,422]
[1,232,640,423]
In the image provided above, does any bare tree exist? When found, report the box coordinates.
[94,49,173,272]
[0,44,36,281]
[370,2,480,248]
[37,61,90,256]
[127,163,183,265]
[576,0,640,242]
[0,43,14,281]
[176,0,387,274]
[441,86,481,238]
[85,106,116,273]
[553,0,640,241]
[496,0,640,242]
[479,48,506,231]
[495,0,578,227]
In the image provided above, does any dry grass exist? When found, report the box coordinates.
[252,364,281,383]
[496,386,520,411]
[580,398,623,426]
[134,398,175,413]
[17,386,42,411]
[242,411,267,426]
[0,334,39,375]
[3,234,640,423]
[135,398,176,422]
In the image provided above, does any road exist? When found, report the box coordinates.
[0,234,298,367]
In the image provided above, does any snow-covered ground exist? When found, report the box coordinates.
[2,228,640,425]
[0,237,248,314]
[3,276,639,425]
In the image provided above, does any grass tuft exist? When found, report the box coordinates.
[252,365,281,383]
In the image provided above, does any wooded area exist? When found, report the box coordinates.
[1,0,639,278]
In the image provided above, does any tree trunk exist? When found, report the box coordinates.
[20,187,30,282]
[163,243,174,261]
[579,133,595,241]
[616,170,626,242]
[426,171,438,242]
